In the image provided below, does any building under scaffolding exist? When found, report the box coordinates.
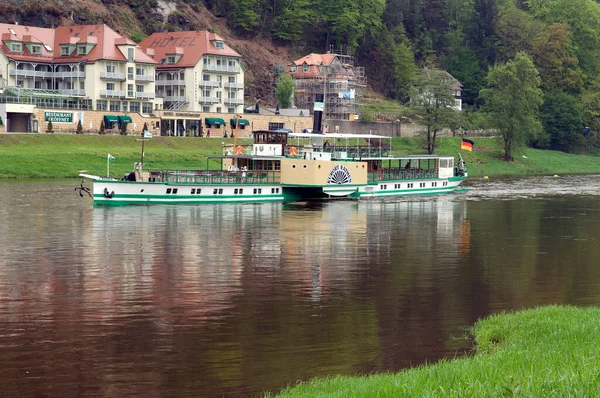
[287,48,366,122]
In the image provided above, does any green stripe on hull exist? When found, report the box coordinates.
[352,186,459,198]
[94,194,284,206]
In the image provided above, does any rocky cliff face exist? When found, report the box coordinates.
[0,0,292,103]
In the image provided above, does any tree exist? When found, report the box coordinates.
[143,122,148,133]
[0,115,4,126]
[99,120,106,135]
[531,24,583,94]
[120,122,128,135]
[227,0,260,33]
[480,52,543,161]
[76,119,83,134]
[410,69,459,154]
[275,74,294,109]
[46,121,54,133]
[539,90,585,152]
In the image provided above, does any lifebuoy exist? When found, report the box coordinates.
[289,146,298,156]
[234,145,244,155]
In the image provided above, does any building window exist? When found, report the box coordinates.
[96,100,107,111]
[167,55,176,64]
[77,45,86,55]
[122,102,128,112]
[228,107,235,113]
[216,107,222,113]
[10,43,22,53]
[109,101,121,112]
[215,41,224,49]
[203,74,210,81]
[130,102,140,113]
[60,46,70,56]
[136,84,143,93]
[268,122,284,130]
[142,102,152,114]
[128,84,134,97]
[106,83,115,91]
[203,106,210,112]
[291,66,297,72]
[136,67,144,76]
[203,57,210,65]
[127,48,134,62]
[128,67,134,80]
[303,64,308,72]
[31,45,42,54]
[203,90,210,97]
[106,64,115,73]
[228,76,235,83]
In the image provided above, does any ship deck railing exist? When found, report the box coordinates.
[148,170,281,184]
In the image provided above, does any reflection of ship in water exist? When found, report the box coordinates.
[79,199,470,320]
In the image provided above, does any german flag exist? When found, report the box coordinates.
[461,138,474,152]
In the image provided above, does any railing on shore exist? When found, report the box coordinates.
[368,169,438,182]
[148,170,281,184]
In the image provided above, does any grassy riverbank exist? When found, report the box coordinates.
[1,134,600,178]
[273,305,600,397]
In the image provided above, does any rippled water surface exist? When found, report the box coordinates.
[1,176,600,397]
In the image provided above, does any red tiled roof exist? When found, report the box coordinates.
[293,53,336,67]
[0,23,156,64]
[139,31,240,68]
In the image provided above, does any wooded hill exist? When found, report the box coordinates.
[3,0,600,152]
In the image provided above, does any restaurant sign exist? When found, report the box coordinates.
[45,111,73,124]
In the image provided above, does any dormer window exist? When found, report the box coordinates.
[127,48,134,62]
[319,66,324,73]
[291,66,297,72]
[77,45,87,55]
[10,43,22,53]
[166,55,176,64]
[215,41,224,49]
[302,64,309,73]
[30,45,42,54]
[60,46,70,56]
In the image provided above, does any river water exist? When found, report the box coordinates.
[1,175,600,397]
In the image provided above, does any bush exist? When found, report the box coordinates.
[99,120,106,135]
[0,116,4,127]
[76,119,83,134]
[120,122,128,136]
[46,121,54,133]
[143,122,148,132]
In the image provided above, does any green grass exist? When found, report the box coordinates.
[1,134,600,178]
[273,305,600,397]
[0,134,251,178]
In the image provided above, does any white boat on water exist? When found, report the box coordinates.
[80,130,467,206]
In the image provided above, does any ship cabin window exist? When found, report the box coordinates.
[191,188,196,194]
[213,188,218,194]
[172,188,178,194]
[166,188,172,194]
[219,188,223,194]
[196,189,201,194]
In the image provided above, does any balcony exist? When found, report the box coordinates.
[135,92,155,99]
[164,96,187,102]
[199,81,220,88]
[100,90,126,98]
[224,82,244,89]
[100,72,126,81]
[58,89,86,96]
[10,70,86,79]
[199,96,220,104]
[156,79,185,86]
[10,70,53,79]
[203,64,240,74]
[135,74,154,82]
[224,98,244,105]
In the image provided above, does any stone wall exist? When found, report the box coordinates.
[35,109,160,134]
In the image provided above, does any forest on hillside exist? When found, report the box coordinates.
[3,0,600,154]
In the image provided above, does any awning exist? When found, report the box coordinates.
[104,115,118,123]
[118,115,133,123]
[230,118,250,127]
[205,117,225,126]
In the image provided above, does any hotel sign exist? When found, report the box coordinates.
[45,111,73,124]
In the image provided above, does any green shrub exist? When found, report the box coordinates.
[46,121,54,133]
